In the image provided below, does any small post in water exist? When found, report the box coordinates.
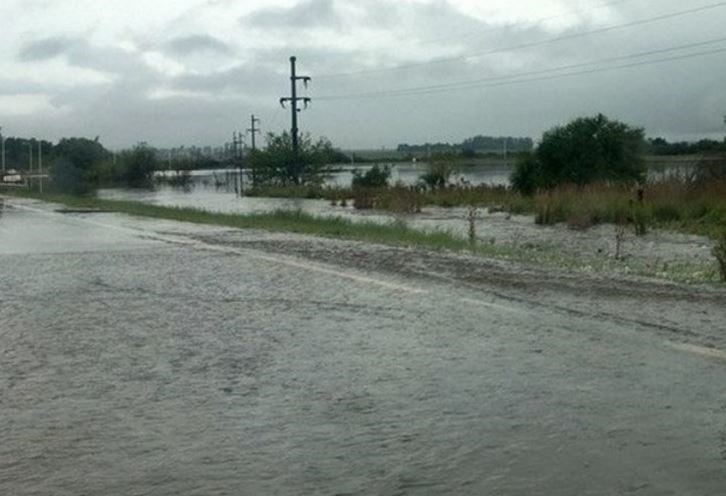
[468,206,478,246]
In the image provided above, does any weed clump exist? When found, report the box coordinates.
[713,233,726,282]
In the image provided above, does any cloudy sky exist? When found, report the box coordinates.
[1,0,725,149]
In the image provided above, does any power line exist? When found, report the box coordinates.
[403,0,639,47]
[317,35,726,100]
[317,44,726,101]
[317,1,726,79]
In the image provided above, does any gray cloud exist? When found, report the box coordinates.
[164,34,232,56]
[241,0,341,30]
[5,0,726,149]
[18,36,80,61]
[171,64,280,96]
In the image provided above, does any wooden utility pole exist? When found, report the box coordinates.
[38,140,43,193]
[280,56,311,183]
[247,115,261,151]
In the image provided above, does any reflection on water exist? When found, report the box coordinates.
[102,164,513,220]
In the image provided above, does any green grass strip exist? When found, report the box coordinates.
[2,190,477,253]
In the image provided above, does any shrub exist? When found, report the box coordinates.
[118,144,158,187]
[352,165,390,189]
[419,154,457,189]
[248,132,335,186]
[651,204,682,223]
[510,152,541,196]
[512,114,646,194]
[713,233,726,282]
[51,158,88,195]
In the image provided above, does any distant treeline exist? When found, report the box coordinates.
[647,137,726,156]
[1,137,55,169]
[397,136,534,156]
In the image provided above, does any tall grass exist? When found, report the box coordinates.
[532,179,726,237]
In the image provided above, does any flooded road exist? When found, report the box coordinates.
[1,197,725,495]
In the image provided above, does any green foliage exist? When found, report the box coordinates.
[352,164,391,189]
[51,158,88,195]
[52,137,111,188]
[54,137,110,174]
[510,152,541,196]
[419,154,458,189]
[713,233,726,282]
[249,132,336,186]
[117,144,158,187]
[512,114,646,194]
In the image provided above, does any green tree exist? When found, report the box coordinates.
[54,137,110,174]
[249,132,335,186]
[352,164,391,189]
[51,137,111,191]
[118,144,158,187]
[419,153,458,189]
[511,114,646,194]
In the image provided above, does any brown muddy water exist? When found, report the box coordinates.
[1,198,726,495]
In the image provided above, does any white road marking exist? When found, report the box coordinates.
[667,342,726,361]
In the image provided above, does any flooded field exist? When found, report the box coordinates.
[98,161,718,284]
[1,198,725,495]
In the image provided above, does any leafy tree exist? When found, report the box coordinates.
[54,137,110,174]
[118,144,158,187]
[51,158,87,194]
[249,132,336,186]
[511,114,646,194]
[352,164,391,189]
[419,153,458,189]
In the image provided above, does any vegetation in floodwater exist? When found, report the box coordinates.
[2,188,722,284]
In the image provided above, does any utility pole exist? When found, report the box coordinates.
[26,140,32,188]
[232,131,244,160]
[280,56,311,183]
[247,115,261,151]
[0,127,5,173]
[38,140,43,193]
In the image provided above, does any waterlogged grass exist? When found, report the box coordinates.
[1,189,482,253]
[1,188,720,284]
[246,180,726,238]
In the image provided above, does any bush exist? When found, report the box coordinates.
[419,154,457,189]
[512,114,646,195]
[248,132,335,186]
[118,144,158,187]
[51,158,88,195]
[511,152,541,196]
[713,233,726,282]
[352,165,390,189]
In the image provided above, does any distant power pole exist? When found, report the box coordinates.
[280,56,311,183]
[38,141,43,193]
[1,127,5,173]
[232,131,245,160]
[247,115,261,151]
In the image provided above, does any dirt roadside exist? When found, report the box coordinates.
[195,230,726,351]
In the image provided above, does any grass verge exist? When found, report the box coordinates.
[0,189,482,254]
[1,188,721,284]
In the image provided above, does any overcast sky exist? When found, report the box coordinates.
[1,0,725,149]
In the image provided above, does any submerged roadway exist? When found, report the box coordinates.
[1,196,725,495]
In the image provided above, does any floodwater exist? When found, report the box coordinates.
[98,164,717,281]
[98,163,511,222]
[1,198,725,495]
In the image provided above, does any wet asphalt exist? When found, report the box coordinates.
[1,197,725,495]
